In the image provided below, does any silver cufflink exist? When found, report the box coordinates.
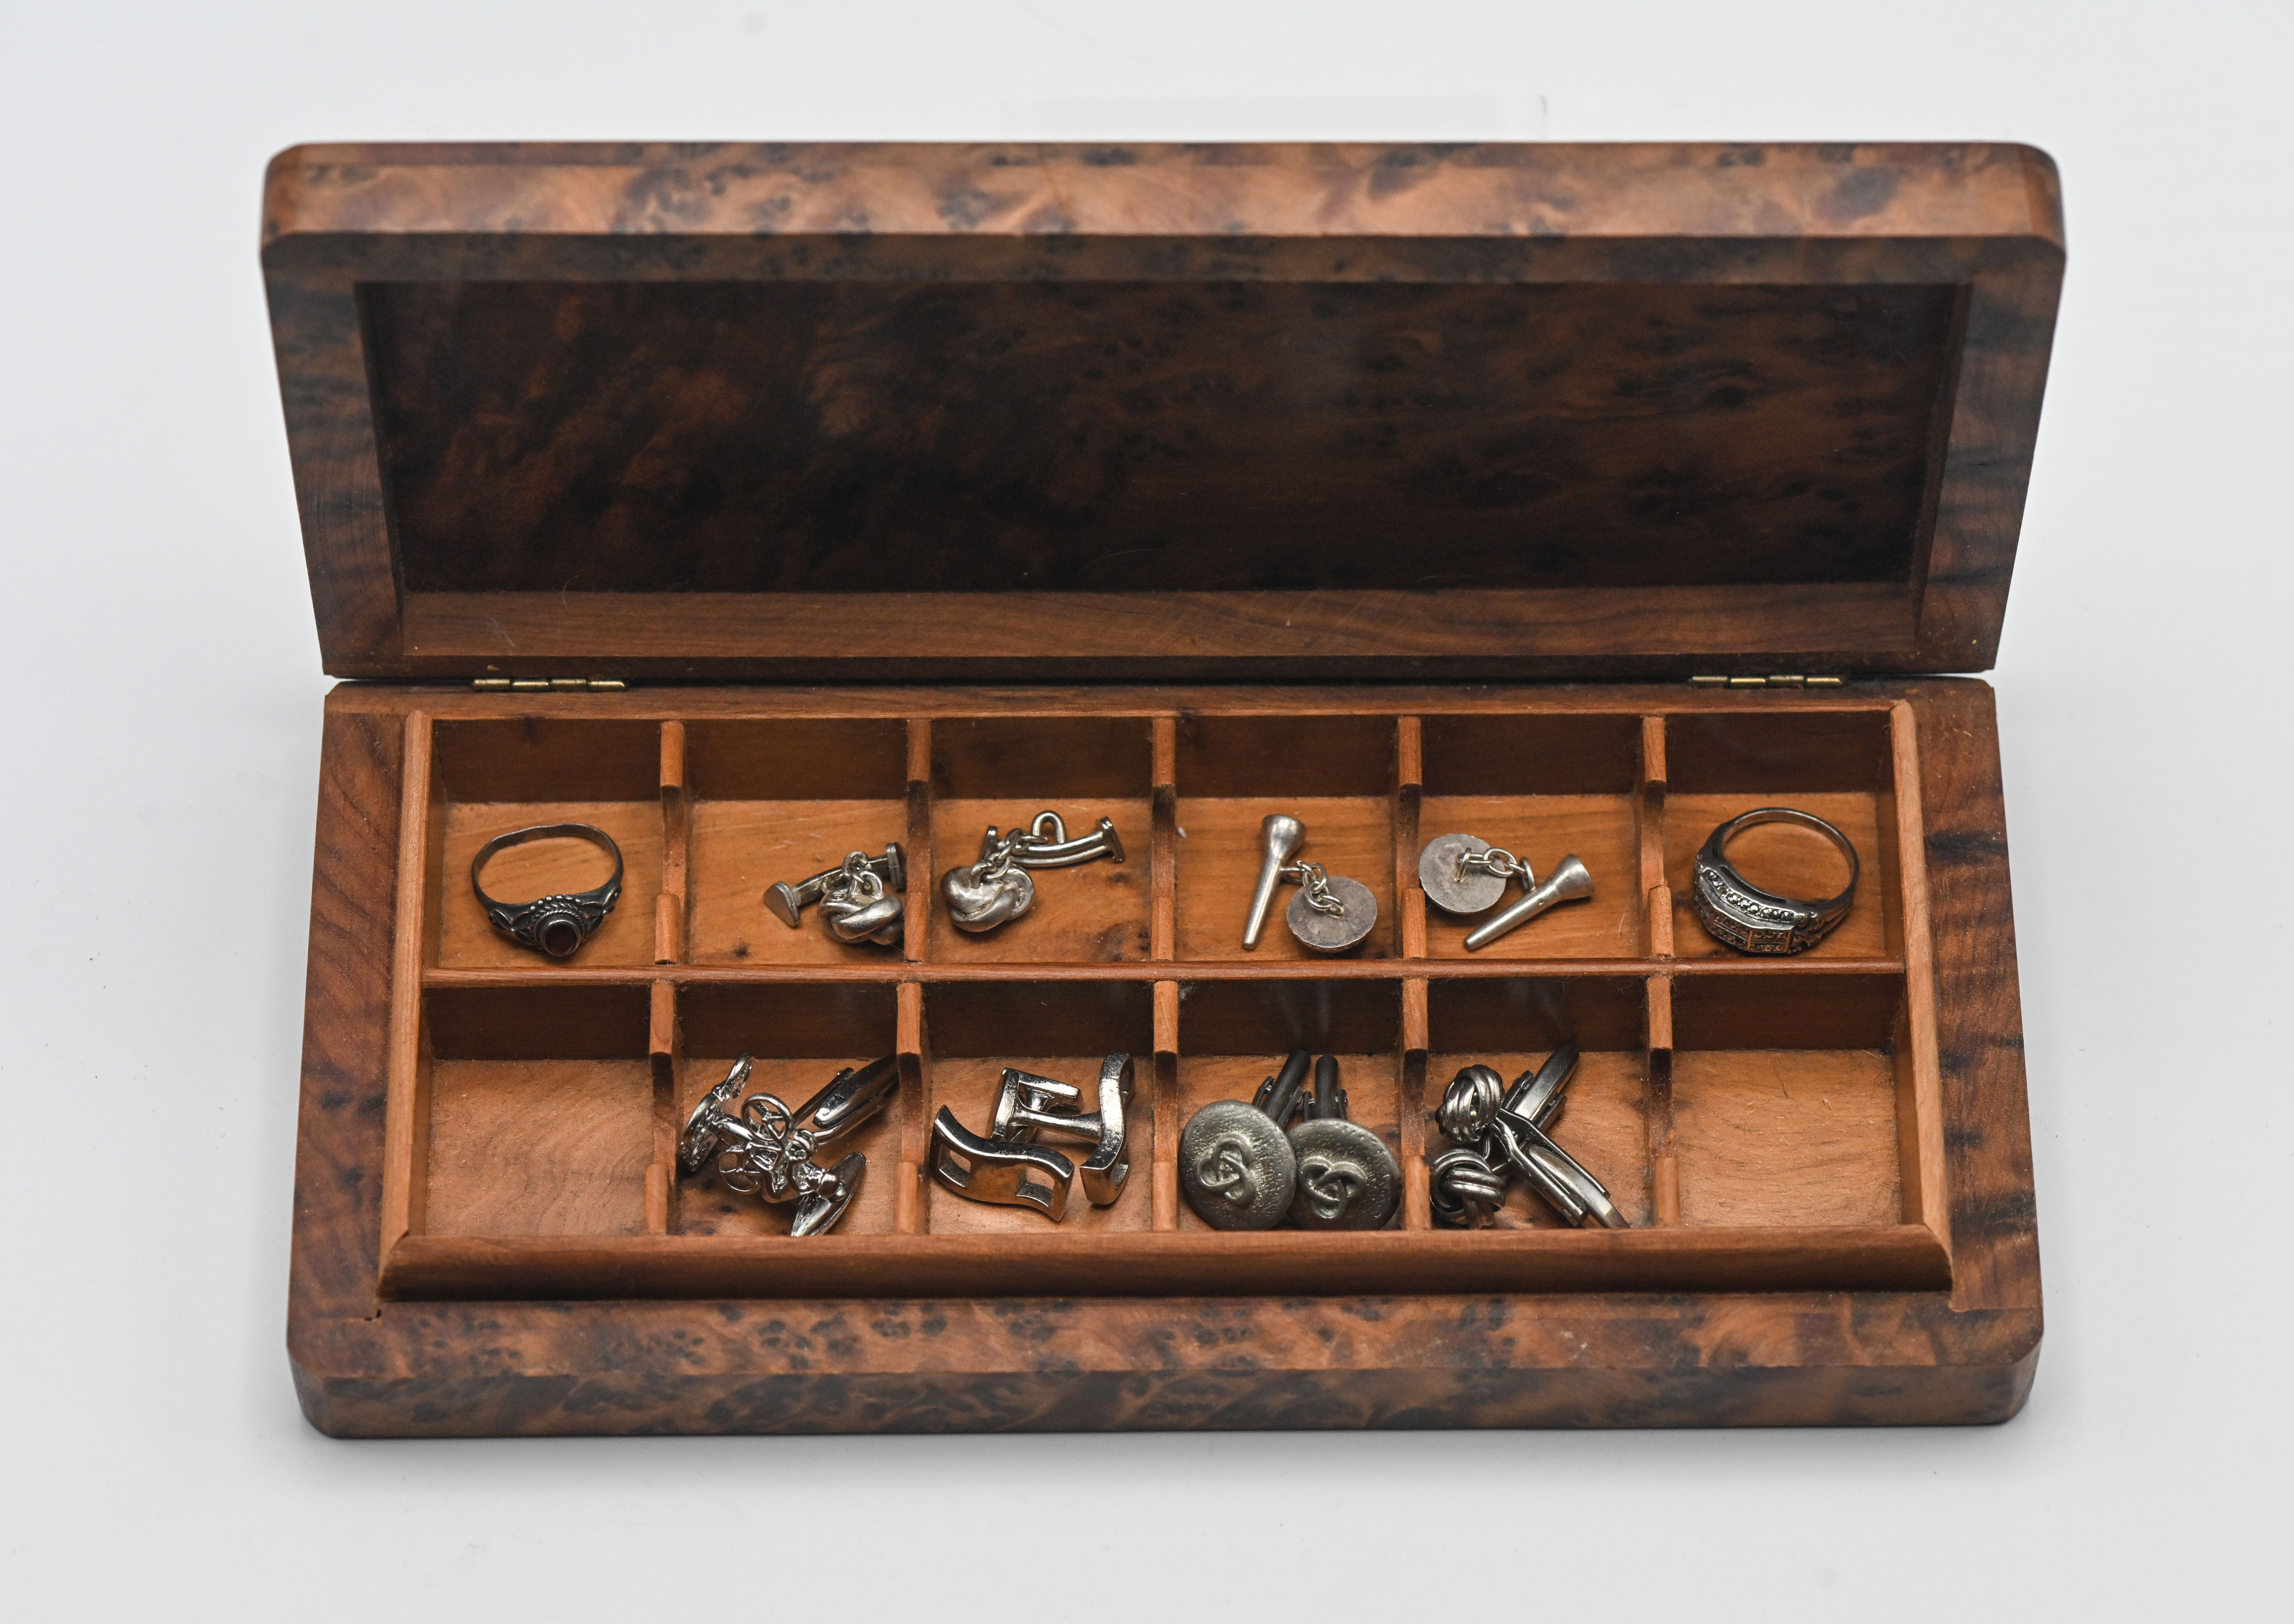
[1417,833,1593,950]
[941,810,1126,934]
[1178,1051,1307,1230]
[1285,1055,1400,1230]
[1242,813,1379,954]
[680,1054,900,1236]
[766,845,907,948]
[1430,1046,1627,1228]
[1181,1051,1400,1230]
[929,1052,1136,1220]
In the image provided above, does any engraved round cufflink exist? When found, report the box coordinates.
[1285,1055,1399,1231]
[1417,833,1593,950]
[767,845,906,948]
[680,1054,899,1236]
[1178,1050,1308,1231]
[941,810,1125,934]
[1242,814,1378,954]
[1429,1046,1628,1229]
[929,1053,1136,1220]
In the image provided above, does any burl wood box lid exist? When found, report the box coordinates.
[262,141,2061,683]
[265,142,2057,1435]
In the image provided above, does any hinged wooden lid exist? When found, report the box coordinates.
[263,141,2062,682]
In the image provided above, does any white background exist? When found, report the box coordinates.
[2,3,2286,1617]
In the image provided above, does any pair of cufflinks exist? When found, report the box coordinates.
[1429,1046,1627,1229]
[1178,1051,1400,1231]
[930,1054,1136,1222]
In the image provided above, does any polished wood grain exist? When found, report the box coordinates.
[287,678,2038,1433]
[262,143,2059,682]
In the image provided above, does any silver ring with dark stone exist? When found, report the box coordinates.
[471,822,624,958]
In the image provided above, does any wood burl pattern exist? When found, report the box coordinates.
[261,143,2061,681]
[361,280,1957,600]
[286,680,2040,1435]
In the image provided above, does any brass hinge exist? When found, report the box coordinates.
[471,677,629,692]
[1688,674,1845,690]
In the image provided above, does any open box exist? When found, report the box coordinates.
[271,141,2055,1433]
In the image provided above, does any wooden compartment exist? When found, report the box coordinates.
[1423,974,1652,1229]
[1172,977,1405,1232]
[683,719,914,968]
[928,717,1155,964]
[923,978,1156,1234]
[1416,714,1647,960]
[429,719,664,968]
[275,140,2054,1434]
[674,981,906,1237]
[1174,715,1399,962]
[1662,709,1901,962]
[420,983,657,1236]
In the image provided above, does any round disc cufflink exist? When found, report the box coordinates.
[1285,1055,1399,1231]
[1418,832,1515,915]
[1690,807,1859,956]
[1417,832,1595,950]
[1243,814,1378,954]
[471,822,623,959]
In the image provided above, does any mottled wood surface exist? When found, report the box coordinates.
[361,279,1956,598]
[261,143,2061,681]
[287,679,2039,1433]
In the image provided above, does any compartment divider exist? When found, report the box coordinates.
[1150,717,1177,960]
[902,719,934,966]
[1887,702,1949,1250]
[1638,715,1672,960]
[1152,979,1181,1230]
[1395,716,1425,959]
[1400,977,1431,1228]
[646,980,678,1234]
[1645,972,1679,1225]
[894,981,927,1234]
[655,722,688,965]
[381,711,436,1258]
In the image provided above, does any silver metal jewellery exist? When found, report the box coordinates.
[941,810,1125,934]
[1417,832,1594,951]
[1242,813,1378,954]
[1691,807,1859,956]
[767,845,906,947]
[1178,1051,1308,1231]
[1285,1055,1400,1231]
[1430,1046,1628,1229]
[929,1053,1136,1220]
[680,1054,900,1236]
[471,822,624,959]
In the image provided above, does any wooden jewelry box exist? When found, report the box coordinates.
[268,140,2058,1434]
